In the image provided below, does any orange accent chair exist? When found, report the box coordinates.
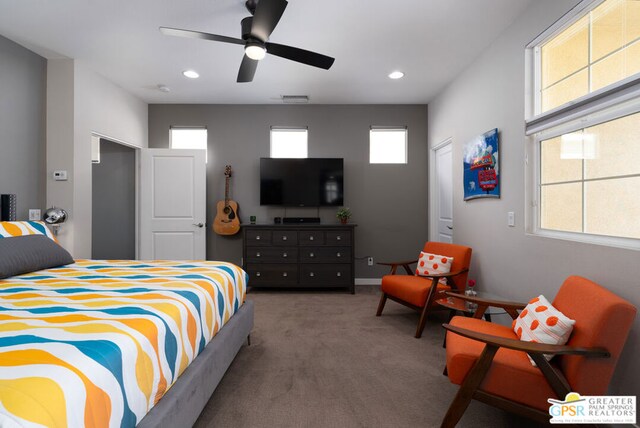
[441,276,637,427]
[376,242,472,338]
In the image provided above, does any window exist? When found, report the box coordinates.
[537,0,640,113]
[539,111,640,239]
[526,0,640,249]
[369,127,407,164]
[170,127,208,161]
[270,128,308,158]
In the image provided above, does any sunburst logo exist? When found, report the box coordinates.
[548,392,636,424]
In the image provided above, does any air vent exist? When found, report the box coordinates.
[281,95,309,104]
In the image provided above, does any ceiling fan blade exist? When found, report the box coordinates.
[237,54,259,83]
[266,42,335,70]
[251,0,288,42]
[159,27,245,46]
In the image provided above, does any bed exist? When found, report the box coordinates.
[0,222,253,428]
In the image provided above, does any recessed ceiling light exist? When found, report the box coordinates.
[388,71,405,79]
[182,70,199,79]
[157,84,171,93]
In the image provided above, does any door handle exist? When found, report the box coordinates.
[193,222,204,228]
[447,225,453,230]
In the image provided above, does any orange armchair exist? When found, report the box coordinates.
[441,276,637,427]
[376,242,472,338]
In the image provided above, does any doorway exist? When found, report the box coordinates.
[430,139,453,243]
[92,137,136,259]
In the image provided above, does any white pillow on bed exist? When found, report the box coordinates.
[0,221,58,241]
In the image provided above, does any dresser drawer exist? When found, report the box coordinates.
[299,230,325,246]
[246,264,298,285]
[272,230,298,246]
[300,264,351,285]
[245,247,298,263]
[326,230,351,246]
[300,247,351,263]
[245,230,272,246]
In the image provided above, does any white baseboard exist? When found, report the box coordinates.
[355,278,382,286]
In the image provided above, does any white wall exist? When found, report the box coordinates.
[47,59,148,256]
[428,0,639,395]
[46,60,75,249]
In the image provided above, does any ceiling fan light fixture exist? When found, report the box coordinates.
[388,71,405,80]
[182,70,200,79]
[245,43,267,60]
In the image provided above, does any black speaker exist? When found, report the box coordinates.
[1,194,16,221]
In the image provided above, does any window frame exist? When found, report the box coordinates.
[525,0,640,250]
[269,126,308,158]
[369,126,408,164]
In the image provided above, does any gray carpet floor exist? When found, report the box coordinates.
[194,286,545,428]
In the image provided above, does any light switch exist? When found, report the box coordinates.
[507,211,515,227]
[53,170,68,181]
[29,209,41,221]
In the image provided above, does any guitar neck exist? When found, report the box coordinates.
[224,176,230,206]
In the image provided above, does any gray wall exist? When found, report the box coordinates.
[0,35,46,218]
[428,0,639,395]
[149,105,428,277]
[91,139,136,259]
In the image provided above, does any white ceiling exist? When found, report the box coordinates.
[0,0,532,104]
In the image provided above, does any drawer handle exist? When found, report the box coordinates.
[336,252,342,258]
[309,236,314,241]
[256,252,261,257]
[310,272,315,277]
[337,272,342,277]
[283,253,288,258]
[337,236,341,241]
[256,235,261,240]
[282,236,288,241]
[282,272,288,277]
[309,252,315,258]
[256,272,261,277]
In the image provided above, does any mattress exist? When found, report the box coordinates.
[0,259,247,428]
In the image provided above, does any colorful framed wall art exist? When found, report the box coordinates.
[463,128,500,201]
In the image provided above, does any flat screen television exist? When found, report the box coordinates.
[260,158,344,206]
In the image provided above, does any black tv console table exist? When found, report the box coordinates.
[242,224,356,294]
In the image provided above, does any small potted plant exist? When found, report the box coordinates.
[336,207,352,224]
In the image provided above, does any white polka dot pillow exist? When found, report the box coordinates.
[512,295,576,365]
[415,252,453,284]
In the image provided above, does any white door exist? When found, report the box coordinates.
[140,149,206,260]
[431,141,453,243]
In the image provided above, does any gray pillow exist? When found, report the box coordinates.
[0,235,74,279]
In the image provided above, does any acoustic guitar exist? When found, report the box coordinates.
[213,165,241,235]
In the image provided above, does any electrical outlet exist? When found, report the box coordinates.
[29,209,41,221]
[367,257,374,266]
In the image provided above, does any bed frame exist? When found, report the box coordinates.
[137,300,254,427]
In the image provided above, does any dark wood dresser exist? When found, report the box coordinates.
[242,224,356,293]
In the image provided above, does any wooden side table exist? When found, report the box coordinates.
[436,291,504,348]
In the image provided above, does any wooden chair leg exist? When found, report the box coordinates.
[441,344,499,428]
[376,293,387,316]
[415,304,430,338]
[415,278,440,338]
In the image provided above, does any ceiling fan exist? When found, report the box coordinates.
[160,0,335,83]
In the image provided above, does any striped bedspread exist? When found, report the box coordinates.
[0,260,247,428]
